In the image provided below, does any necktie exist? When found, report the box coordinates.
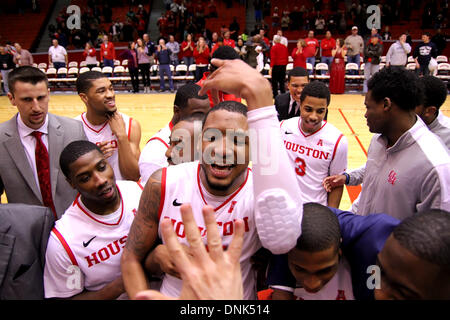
[31,131,57,219]
[289,101,297,118]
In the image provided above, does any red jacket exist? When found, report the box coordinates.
[223,38,235,48]
[100,42,116,61]
[193,46,210,65]
[196,72,241,107]
[291,48,306,68]
[321,38,336,57]
[181,41,194,58]
[270,43,289,67]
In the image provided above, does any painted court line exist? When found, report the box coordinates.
[338,108,368,203]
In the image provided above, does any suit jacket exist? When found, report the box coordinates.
[0,204,54,299]
[275,92,299,121]
[0,113,87,219]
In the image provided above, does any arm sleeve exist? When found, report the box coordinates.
[348,164,366,186]
[247,106,302,254]
[417,165,450,213]
[329,135,348,176]
[43,233,84,298]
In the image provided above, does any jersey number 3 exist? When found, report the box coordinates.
[295,157,306,176]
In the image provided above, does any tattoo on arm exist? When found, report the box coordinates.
[125,169,163,260]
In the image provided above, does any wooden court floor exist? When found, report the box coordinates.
[1,92,449,210]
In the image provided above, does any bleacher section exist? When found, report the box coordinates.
[0,0,56,51]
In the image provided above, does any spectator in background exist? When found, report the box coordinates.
[291,39,307,69]
[432,29,447,56]
[245,35,261,69]
[143,33,156,60]
[314,14,326,35]
[381,26,392,41]
[82,42,98,70]
[13,43,33,67]
[270,35,289,98]
[181,33,195,76]
[210,32,219,49]
[413,32,438,77]
[385,34,411,68]
[211,37,224,56]
[272,6,281,28]
[137,38,152,93]
[254,0,263,23]
[363,35,383,93]
[235,38,247,61]
[304,31,319,75]
[208,0,218,18]
[223,31,236,48]
[229,17,240,41]
[48,39,67,72]
[193,37,210,82]
[109,19,123,42]
[156,38,174,92]
[166,35,180,68]
[100,35,116,69]
[256,46,264,73]
[119,41,140,93]
[320,31,336,74]
[273,29,288,47]
[281,12,290,31]
[345,26,364,75]
[0,45,15,94]
[329,38,347,94]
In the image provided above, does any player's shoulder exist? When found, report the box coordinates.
[116,179,144,192]
[280,116,300,131]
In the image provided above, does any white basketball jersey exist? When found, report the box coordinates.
[43,180,143,298]
[139,122,173,184]
[76,112,132,181]
[289,258,354,300]
[158,161,261,300]
[281,118,348,205]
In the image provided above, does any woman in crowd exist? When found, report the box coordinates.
[234,38,247,61]
[193,36,210,81]
[136,38,152,93]
[83,42,98,70]
[181,33,195,76]
[292,39,307,69]
[119,41,140,93]
[329,38,347,94]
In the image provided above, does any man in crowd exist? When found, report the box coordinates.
[344,26,364,75]
[275,67,309,121]
[13,43,34,66]
[385,34,411,68]
[270,35,289,98]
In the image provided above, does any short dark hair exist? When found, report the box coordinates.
[288,67,309,82]
[174,82,208,110]
[420,76,447,110]
[202,100,247,127]
[393,209,450,272]
[295,203,341,252]
[60,140,102,179]
[300,80,331,106]
[76,71,108,94]
[179,112,206,123]
[422,32,431,38]
[210,45,239,72]
[367,66,424,111]
[8,66,48,95]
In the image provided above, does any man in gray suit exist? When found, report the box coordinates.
[0,66,87,219]
[0,203,54,299]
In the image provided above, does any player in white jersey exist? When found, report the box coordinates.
[267,203,354,300]
[122,59,305,300]
[281,81,348,207]
[139,83,210,184]
[76,71,141,181]
[415,75,450,149]
[43,141,143,299]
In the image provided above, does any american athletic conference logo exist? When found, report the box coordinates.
[387,170,397,185]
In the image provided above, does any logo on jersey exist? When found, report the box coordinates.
[228,201,237,213]
[83,236,96,248]
[387,170,397,185]
[284,140,330,160]
[84,236,127,268]
[172,199,183,206]
[285,130,293,135]
[317,139,323,146]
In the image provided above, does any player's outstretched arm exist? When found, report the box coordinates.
[121,169,161,299]
[135,204,245,300]
[200,58,303,254]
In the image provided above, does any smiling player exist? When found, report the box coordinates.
[76,71,142,181]
[43,140,143,299]
[281,81,348,208]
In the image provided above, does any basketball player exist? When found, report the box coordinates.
[139,83,210,184]
[415,75,450,149]
[165,113,204,166]
[121,58,304,300]
[268,203,354,300]
[43,141,143,299]
[281,81,348,208]
[323,66,450,220]
[76,71,141,181]
[267,207,450,300]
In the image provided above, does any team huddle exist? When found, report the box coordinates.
[1,54,450,300]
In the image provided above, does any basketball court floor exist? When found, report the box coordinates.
[1,92,449,210]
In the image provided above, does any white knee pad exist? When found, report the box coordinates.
[254,188,302,254]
